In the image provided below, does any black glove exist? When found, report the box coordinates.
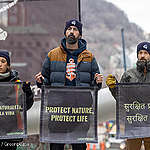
[22,82,32,94]
[22,82,34,110]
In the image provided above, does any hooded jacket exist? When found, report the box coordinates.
[41,38,101,88]
[40,38,101,136]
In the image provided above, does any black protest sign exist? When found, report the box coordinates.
[0,83,26,139]
[117,83,150,139]
[40,86,98,143]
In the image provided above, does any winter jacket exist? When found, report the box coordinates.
[0,70,33,109]
[109,64,150,144]
[40,38,101,136]
[110,68,150,98]
[41,38,101,88]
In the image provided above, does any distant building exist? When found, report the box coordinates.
[0,0,78,81]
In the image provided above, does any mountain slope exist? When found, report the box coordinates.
[81,0,145,71]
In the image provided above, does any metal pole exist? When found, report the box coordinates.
[78,0,81,22]
[121,28,127,71]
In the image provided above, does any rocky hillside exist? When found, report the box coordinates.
[81,0,146,74]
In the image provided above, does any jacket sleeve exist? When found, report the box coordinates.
[36,55,51,88]
[91,57,102,89]
[41,55,51,85]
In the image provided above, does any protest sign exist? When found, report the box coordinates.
[40,86,98,143]
[117,83,150,139]
[0,83,26,139]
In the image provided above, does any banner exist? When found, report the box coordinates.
[40,86,98,143]
[116,83,150,139]
[0,83,26,139]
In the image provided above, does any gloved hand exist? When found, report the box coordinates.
[106,74,116,88]
[22,82,32,94]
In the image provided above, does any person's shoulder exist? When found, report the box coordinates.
[125,68,137,74]
[121,68,137,81]
[50,47,61,53]
[82,49,94,57]
[83,49,92,53]
[47,46,62,57]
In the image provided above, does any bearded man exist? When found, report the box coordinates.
[106,41,150,150]
[35,19,103,150]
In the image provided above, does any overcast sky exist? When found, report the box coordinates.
[106,0,150,33]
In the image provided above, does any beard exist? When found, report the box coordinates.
[136,59,147,72]
[66,33,79,44]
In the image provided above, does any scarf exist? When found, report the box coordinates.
[0,72,10,80]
